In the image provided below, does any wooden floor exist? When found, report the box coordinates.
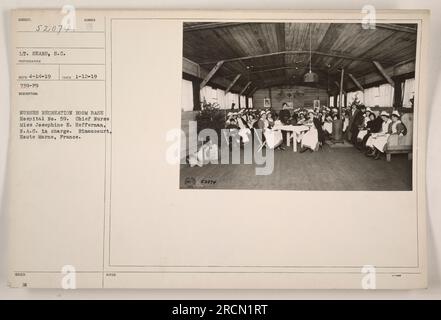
[180,146,412,191]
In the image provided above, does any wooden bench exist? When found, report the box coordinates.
[385,113,413,162]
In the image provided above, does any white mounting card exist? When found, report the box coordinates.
[7,9,429,289]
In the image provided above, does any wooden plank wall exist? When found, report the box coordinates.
[253,86,329,110]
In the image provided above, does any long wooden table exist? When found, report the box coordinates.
[272,124,311,152]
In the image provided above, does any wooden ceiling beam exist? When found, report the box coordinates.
[223,65,330,79]
[248,86,258,96]
[345,59,415,92]
[225,74,241,93]
[250,65,330,75]
[372,60,394,86]
[347,73,364,91]
[199,50,393,66]
[200,60,224,89]
[332,80,347,94]
[333,32,398,73]
[392,58,416,69]
[239,81,252,95]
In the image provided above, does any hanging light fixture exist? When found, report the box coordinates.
[304,24,319,83]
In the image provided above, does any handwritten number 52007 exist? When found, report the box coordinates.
[35,25,69,33]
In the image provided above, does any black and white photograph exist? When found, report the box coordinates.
[180,22,417,191]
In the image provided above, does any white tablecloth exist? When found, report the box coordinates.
[272,125,311,151]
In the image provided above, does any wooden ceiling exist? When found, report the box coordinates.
[183,22,417,93]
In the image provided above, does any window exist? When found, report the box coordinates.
[364,84,394,107]
[248,97,253,108]
[402,78,415,108]
[226,92,239,109]
[181,79,194,112]
[200,85,217,105]
[240,95,246,108]
[347,90,364,105]
[200,86,229,109]
[216,89,226,109]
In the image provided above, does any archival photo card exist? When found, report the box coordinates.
[7,9,428,289]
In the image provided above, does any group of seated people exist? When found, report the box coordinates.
[224,103,328,153]
[347,104,408,160]
[225,102,408,159]
[187,101,408,166]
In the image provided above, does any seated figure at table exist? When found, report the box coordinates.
[253,110,283,150]
[365,111,392,159]
[267,110,275,127]
[264,113,285,150]
[236,112,252,144]
[253,111,268,130]
[297,111,307,125]
[246,111,256,128]
[300,111,319,153]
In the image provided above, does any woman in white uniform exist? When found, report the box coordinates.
[366,111,392,159]
[236,115,251,144]
[357,109,374,142]
[322,113,333,135]
[372,111,407,160]
[263,112,284,150]
[366,111,389,148]
[300,111,319,152]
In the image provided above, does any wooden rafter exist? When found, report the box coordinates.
[327,32,398,73]
[392,58,416,68]
[239,81,252,95]
[372,60,394,86]
[347,73,364,91]
[248,86,258,96]
[200,61,224,89]
[200,50,393,66]
[250,64,327,75]
[225,74,241,93]
[223,65,332,81]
